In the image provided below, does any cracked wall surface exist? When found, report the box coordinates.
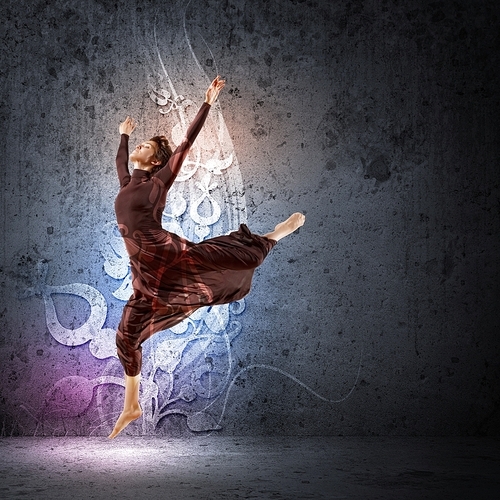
[0,0,498,436]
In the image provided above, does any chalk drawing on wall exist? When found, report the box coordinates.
[19,260,116,360]
[20,4,361,436]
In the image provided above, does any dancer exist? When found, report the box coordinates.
[108,76,305,438]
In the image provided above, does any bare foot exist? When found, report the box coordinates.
[265,212,305,241]
[108,405,143,439]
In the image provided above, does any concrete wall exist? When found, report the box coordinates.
[0,0,498,436]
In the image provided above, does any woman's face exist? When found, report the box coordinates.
[130,141,159,168]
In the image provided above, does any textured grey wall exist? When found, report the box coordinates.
[0,0,498,437]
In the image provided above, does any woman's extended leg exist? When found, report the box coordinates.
[264,212,305,242]
[187,212,306,273]
[108,374,142,439]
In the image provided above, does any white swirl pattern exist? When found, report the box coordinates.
[20,3,362,436]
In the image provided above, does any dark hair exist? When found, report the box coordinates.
[149,135,173,175]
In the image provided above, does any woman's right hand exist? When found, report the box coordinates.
[119,116,137,136]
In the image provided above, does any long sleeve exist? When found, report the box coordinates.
[155,102,211,189]
[116,134,131,187]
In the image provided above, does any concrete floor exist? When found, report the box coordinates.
[0,436,498,499]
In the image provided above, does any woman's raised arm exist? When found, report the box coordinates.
[116,116,137,187]
[155,77,225,188]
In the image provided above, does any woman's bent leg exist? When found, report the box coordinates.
[109,296,196,438]
[109,296,149,439]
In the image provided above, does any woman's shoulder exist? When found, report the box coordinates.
[151,174,168,189]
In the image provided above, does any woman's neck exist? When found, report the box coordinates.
[132,162,153,172]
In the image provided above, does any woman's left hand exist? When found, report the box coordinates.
[119,116,137,136]
[204,76,225,105]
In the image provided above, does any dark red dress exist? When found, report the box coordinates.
[114,102,276,376]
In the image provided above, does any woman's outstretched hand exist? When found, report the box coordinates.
[204,76,225,105]
[119,116,137,136]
